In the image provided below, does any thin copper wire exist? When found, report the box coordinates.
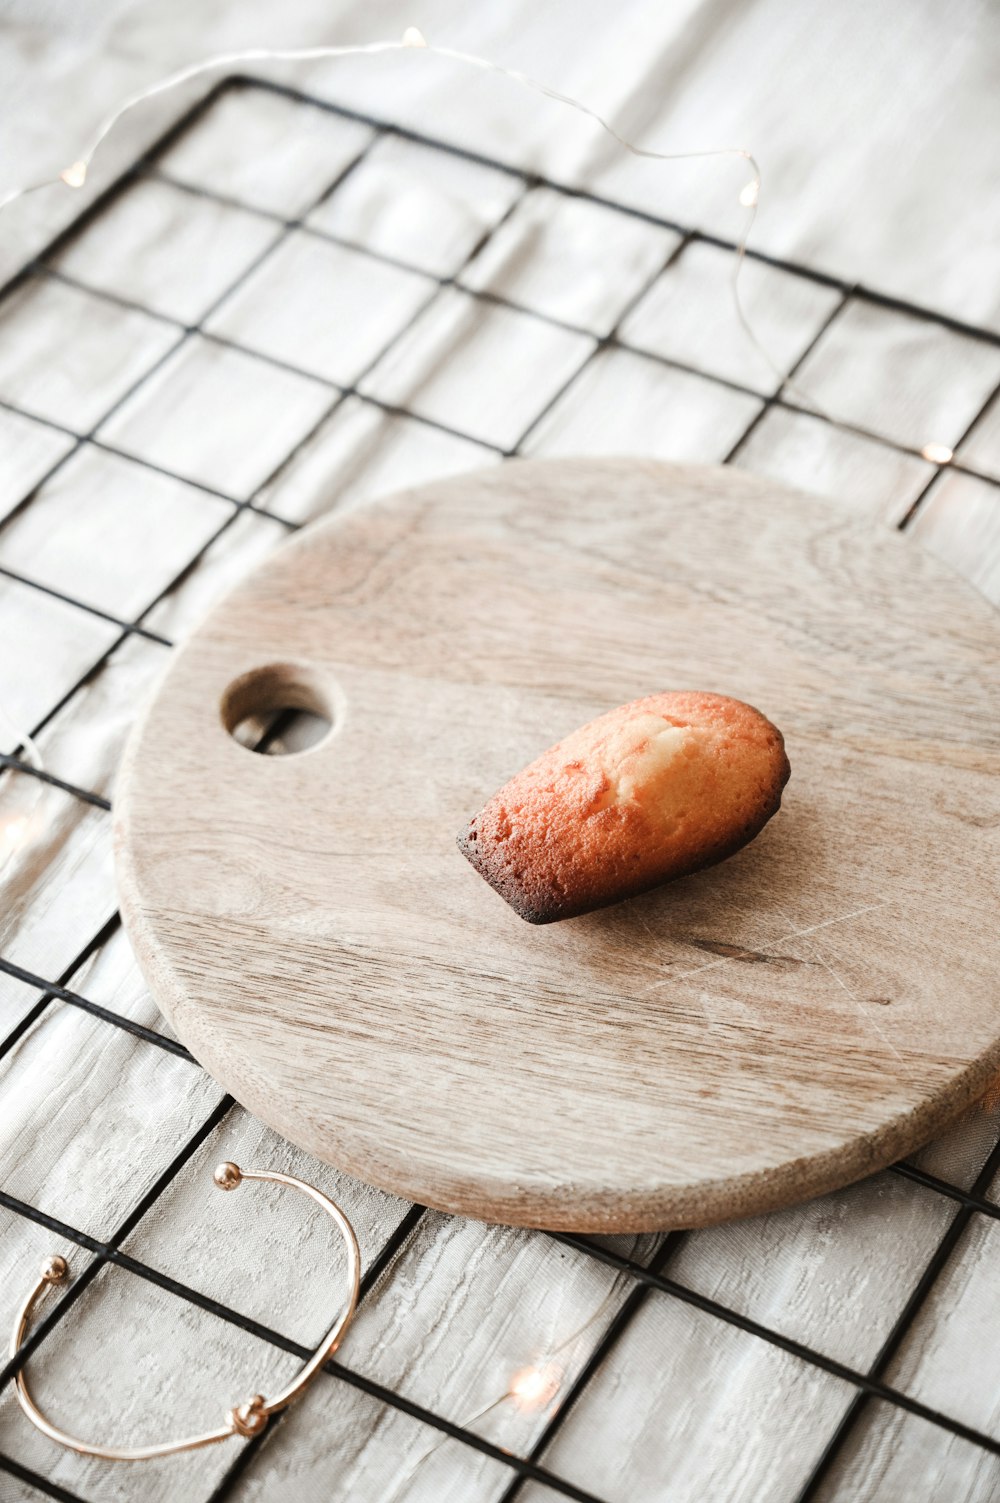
[10,1163,361,1461]
[1,31,771,400]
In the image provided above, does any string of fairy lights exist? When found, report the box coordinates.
[0,23,962,1464]
[0,23,776,888]
[383,1246,642,1495]
[2,20,964,466]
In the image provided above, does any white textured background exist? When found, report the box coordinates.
[1,3,1000,1501]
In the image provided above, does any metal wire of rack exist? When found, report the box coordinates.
[0,74,999,1503]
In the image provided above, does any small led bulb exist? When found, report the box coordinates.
[509,1363,562,1408]
[402,26,428,47]
[738,180,759,208]
[920,442,954,465]
[0,814,29,860]
[60,161,88,189]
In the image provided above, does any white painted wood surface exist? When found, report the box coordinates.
[0,7,999,1501]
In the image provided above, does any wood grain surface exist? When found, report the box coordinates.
[113,458,1000,1232]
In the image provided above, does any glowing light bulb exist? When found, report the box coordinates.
[0,814,29,860]
[402,26,428,48]
[920,442,954,465]
[738,180,759,208]
[60,161,88,189]
[509,1363,562,1408]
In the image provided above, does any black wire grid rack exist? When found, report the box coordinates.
[1,74,1000,1503]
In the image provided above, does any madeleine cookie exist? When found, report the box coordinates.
[458,691,790,923]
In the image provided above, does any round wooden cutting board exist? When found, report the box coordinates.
[115,459,1000,1232]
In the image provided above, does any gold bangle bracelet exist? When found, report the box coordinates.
[10,1162,361,1462]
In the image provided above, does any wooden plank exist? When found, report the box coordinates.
[0,775,116,1013]
[816,1191,1000,1501]
[257,396,497,526]
[306,131,523,277]
[289,1,1000,331]
[791,301,1000,453]
[519,1273,855,1503]
[70,922,178,1036]
[49,177,284,325]
[0,448,232,621]
[885,1177,1000,1434]
[909,1099,1000,1192]
[0,277,179,431]
[619,240,841,394]
[6,0,1000,338]
[206,231,437,386]
[29,634,169,799]
[98,336,334,500]
[0,974,44,1035]
[16,516,287,797]
[0,996,220,1238]
[959,392,1000,483]
[909,471,1000,608]
[461,186,680,335]
[0,32,213,293]
[814,1410,1000,1503]
[668,1173,955,1369]
[0,576,118,753]
[358,289,594,450]
[525,346,761,461]
[158,86,375,219]
[737,406,934,526]
[0,408,75,526]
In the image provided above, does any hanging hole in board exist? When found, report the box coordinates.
[221,663,335,757]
